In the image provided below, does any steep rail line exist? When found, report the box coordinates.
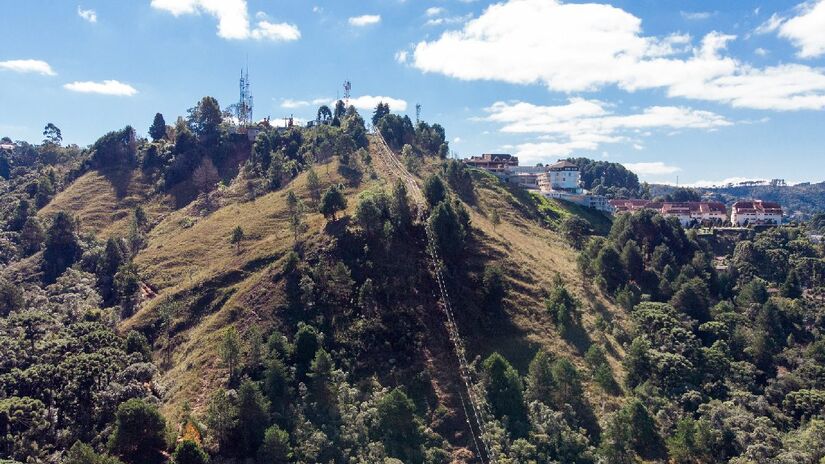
[371,133,496,464]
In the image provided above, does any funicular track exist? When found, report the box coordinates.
[371,132,496,464]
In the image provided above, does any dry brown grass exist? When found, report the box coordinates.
[464,177,629,409]
[81,145,630,421]
[39,168,170,238]
[122,159,377,419]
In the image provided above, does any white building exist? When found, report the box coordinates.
[730,200,783,226]
[609,200,728,226]
[545,160,581,191]
[544,190,613,212]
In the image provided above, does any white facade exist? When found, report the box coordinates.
[545,160,581,191]
[542,190,613,213]
[730,201,783,226]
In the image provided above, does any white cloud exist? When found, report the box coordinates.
[78,6,97,23]
[779,0,825,58]
[280,99,310,109]
[395,50,409,63]
[0,59,56,76]
[411,0,825,111]
[681,11,713,20]
[250,21,301,41]
[349,14,381,27]
[280,97,333,108]
[623,162,682,176]
[63,80,138,96]
[426,7,445,17]
[755,13,784,34]
[453,136,462,143]
[425,14,473,26]
[151,0,300,41]
[755,47,769,56]
[483,99,730,164]
[347,95,407,111]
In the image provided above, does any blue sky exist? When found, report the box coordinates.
[1,0,824,185]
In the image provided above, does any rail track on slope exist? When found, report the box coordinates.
[371,132,496,464]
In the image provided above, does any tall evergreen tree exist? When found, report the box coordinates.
[108,399,167,464]
[236,379,270,457]
[482,352,528,436]
[43,211,81,282]
[149,113,167,141]
[377,389,424,463]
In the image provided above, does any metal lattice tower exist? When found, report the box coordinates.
[343,80,352,106]
[237,67,254,126]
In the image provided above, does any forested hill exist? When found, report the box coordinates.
[1,98,825,464]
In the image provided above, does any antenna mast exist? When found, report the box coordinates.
[343,80,351,106]
[237,66,253,126]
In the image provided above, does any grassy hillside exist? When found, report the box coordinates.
[100,140,628,443]
[123,160,366,417]
[421,164,627,409]
[39,167,170,238]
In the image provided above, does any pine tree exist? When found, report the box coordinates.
[219,326,241,383]
[781,269,803,298]
[43,211,81,282]
[20,216,45,255]
[108,399,167,464]
[525,349,555,404]
[172,440,208,464]
[230,226,245,252]
[482,352,528,436]
[377,389,424,463]
[319,185,347,220]
[423,174,446,207]
[236,379,270,457]
[306,168,321,205]
[149,113,166,141]
[307,349,339,425]
[286,190,305,243]
[257,425,292,463]
[205,388,238,453]
[390,179,413,231]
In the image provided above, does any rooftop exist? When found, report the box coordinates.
[548,160,578,170]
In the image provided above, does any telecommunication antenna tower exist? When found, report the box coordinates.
[416,104,422,123]
[237,67,254,126]
[343,80,351,106]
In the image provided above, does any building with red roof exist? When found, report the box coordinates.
[609,200,727,226]
[731,200,783,225]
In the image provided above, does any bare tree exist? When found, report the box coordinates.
[193,157,220,193]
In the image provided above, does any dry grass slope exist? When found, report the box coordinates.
[40,168,170,238]
[41,144,631,424]
[123,160,375,418]
[458,171,629,409]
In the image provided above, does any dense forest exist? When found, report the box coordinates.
[1,97,825,464]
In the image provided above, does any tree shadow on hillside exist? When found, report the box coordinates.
[562,320,593,355]
[338,163,362,188]
[323,216,351,237]
[100,167,133,200]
